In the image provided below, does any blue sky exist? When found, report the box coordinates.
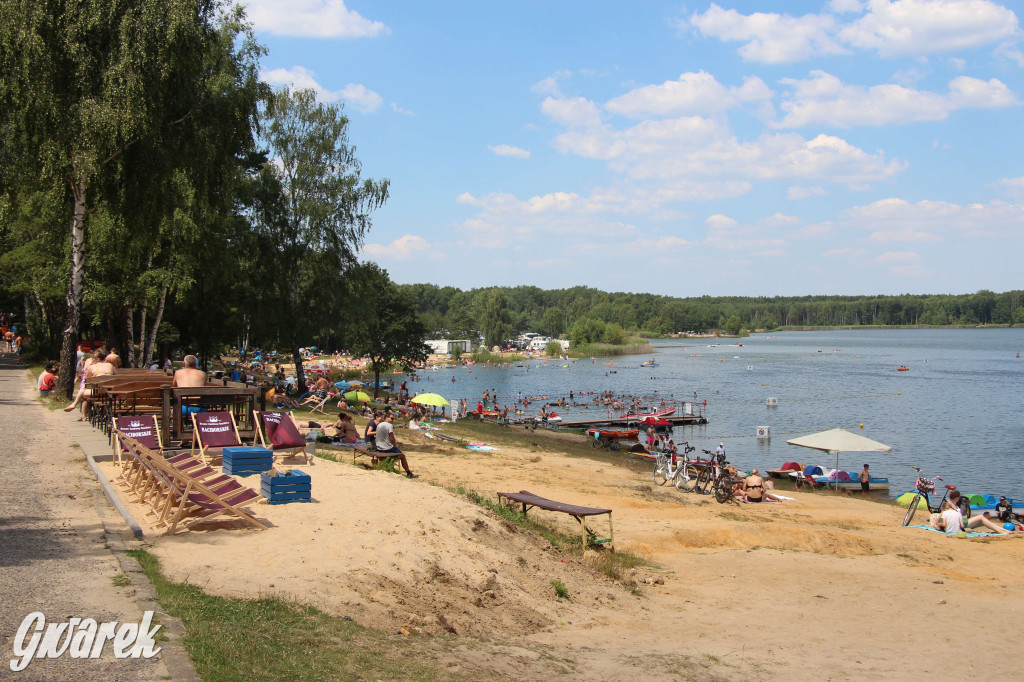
[245,0,1023,297]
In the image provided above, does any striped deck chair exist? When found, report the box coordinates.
[112,415,162,466]
[191,411,243,465]
[119,434,267,535]
[254,410,313,465]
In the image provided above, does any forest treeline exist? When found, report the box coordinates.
[397,283,1024,342]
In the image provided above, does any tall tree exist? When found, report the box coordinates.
[246,87,389,393]
[345,263,429,400]
[0,0,263,394]
[477,290,513,348]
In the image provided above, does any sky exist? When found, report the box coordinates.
[245,0,1024,297]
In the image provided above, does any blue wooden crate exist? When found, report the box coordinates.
[260,470,312,503]
[223,446,273,463]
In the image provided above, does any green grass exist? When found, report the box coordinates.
[550,579,570,601]
[126,549,450,681]
[567,341,654,358]
[111,573,132,586]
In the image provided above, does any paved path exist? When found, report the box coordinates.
[0,354,176,680]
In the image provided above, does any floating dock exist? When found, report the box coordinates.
[561,413,708,429]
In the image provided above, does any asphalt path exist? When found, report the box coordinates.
[0,353,169,680]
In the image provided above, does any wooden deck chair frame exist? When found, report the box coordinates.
[119,434,267,534]
[253,410,313,465]
[191,410,243,465]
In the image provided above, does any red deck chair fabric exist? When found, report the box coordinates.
[113,415,162,466]
[194,412,240,447]
[255,410,312,465]
[260,411,306,449]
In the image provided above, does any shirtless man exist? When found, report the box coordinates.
[173,355,206,387]
[312,375,331,392]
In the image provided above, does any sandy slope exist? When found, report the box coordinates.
[97,422,1023,681]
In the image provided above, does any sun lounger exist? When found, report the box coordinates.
[191,411,243,465]
[254,410,313,465]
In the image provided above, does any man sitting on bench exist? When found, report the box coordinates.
[374,413,418,479]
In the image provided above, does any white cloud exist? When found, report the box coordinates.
[691,0,1020,63]
[391,103,415,116]
[541,96,605,128]
[788,185,827,199]
[996,176,1024,197]
[604,72,772,118]
[702,213,788,254]
[842,197,1024,240]
[261,66,382,112]
[774,71,1016,129]
[244,0,389,39]
[543,96,905,185]
[689,4,847,63]
[488,144,531,158]
[337,83,383,113]
[362,235,442,261]
[875,250,921,264]
[839,0,1019,57]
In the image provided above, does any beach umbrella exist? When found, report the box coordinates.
[410,393,450,407]
[344,390,371,402]
[786,428,891,489]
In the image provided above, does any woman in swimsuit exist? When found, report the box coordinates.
[743,469,766,503]
[63,349,104,412]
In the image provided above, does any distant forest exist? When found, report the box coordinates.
[397,284,1023,343]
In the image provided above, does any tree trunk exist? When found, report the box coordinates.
[143,274,170,368]
[372,363,381,401]
[125,303,136,368]
[292,346,306,395]
[56,178,88,399]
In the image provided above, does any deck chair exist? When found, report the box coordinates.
[304,390,336,415]
[119,434,267,535]
[191,411,243,465]
[254,410,313,465]
[112,415,163,466]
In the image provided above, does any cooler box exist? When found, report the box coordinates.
[222,446,273,477]
[260,470,312,504]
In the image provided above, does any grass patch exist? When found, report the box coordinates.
[568,341,654,358]
[126,549,450,681]
[550,579,570,601]
[111,573,132,587]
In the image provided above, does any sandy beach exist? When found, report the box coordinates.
[96,419,1024,681]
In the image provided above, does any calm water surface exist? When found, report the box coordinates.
[409,329,1024,500]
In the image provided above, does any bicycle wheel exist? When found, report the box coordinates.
[902,495,921,526]
[609,440,620,451]
[674,469,694,492]
[653,459,668,486]
[694,468,712,494]
[714,480,733,504]
[590,437,601,449]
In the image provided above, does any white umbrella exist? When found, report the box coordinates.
[786,428,892,488]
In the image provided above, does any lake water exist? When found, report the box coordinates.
[407,329,1024,501]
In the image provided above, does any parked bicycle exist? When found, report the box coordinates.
[652,442,696,490]
[692,449,735,503]
[902,466,955,526]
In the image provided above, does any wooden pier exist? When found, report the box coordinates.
[561,413,708,429]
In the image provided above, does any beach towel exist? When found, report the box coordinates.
[907,524,999,538]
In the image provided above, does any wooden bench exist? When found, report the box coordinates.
[352,445,394,467]
[497,490,614,551]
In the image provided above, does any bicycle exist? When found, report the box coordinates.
[692,449,735,504]
[901,467,954,526]
[652,442,696,490]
